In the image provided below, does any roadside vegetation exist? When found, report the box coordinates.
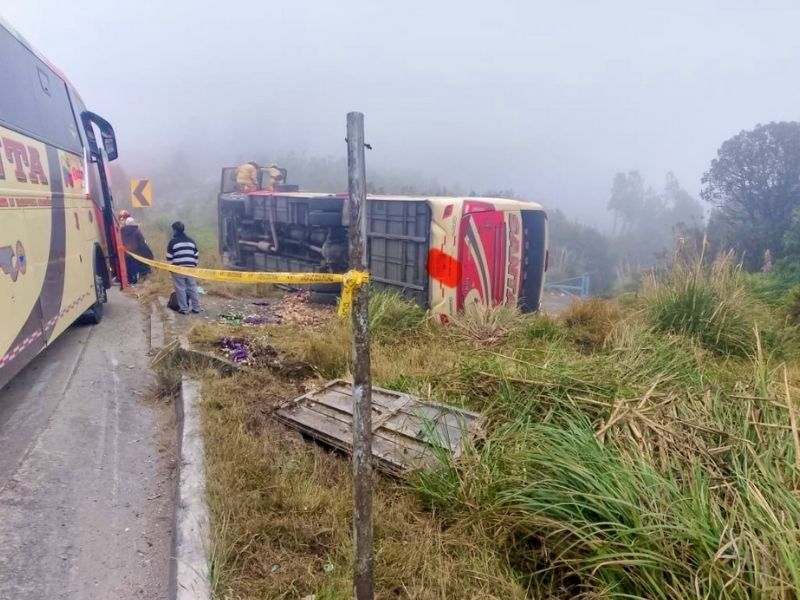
[188,256,800,599]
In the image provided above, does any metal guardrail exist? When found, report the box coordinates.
[544,274,591,297]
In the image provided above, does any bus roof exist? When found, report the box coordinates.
[246,190,545,212]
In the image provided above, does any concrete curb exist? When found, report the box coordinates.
[170,376,212,600]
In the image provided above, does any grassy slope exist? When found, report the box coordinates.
[196,259,800,599]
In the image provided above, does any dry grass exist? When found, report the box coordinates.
[266,318,351,379]
[187,275,800,599]
[253,317,462,399]
[445,303,524,347]
[201,370,528,600]
[560,297,621,353]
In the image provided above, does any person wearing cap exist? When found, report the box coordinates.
[235,161,259,192]
[166,221,201,314]
[121,216,154,285]
[118,209,131,225]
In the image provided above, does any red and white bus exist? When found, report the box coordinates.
[218,168,548,319]
[0,18,124,390]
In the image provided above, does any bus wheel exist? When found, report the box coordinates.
[85,273,106,324]
[309,290,339,306]
[310,282,342,294]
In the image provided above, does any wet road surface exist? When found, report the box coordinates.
[0,290,175,600]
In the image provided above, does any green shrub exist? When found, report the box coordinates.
[642,253,776,357]
[516,314,564,343]
[366,289,426,340]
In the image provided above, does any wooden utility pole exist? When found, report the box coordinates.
[346,111,374,600]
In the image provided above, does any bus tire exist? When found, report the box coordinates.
[309,290,339,306]
[85,273,106,325]
[309,282,341,293]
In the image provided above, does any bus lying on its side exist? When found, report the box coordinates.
[218,168,548,319]
[0,18,122,390]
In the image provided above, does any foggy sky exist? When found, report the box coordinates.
[4,0,800,226]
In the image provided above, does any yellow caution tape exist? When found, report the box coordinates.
[127,251,369,317]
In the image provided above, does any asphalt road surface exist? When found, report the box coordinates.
[0,290,175,600]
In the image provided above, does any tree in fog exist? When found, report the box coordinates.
[701,121,800,270]
[664,172,704,230]
[608,171,646,234]
[606,170,703,268]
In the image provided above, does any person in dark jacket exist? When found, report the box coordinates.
[120,217,154,284]
[166,221,201,314]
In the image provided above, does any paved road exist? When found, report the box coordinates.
[0,290,175,600]
[540,289,577,316]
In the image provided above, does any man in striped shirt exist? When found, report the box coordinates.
[167,221,201,314]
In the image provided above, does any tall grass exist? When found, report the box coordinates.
[366,290,426,340]
[641,251,777,357]
[413,368,800,598]
[195,246,800,599]
[408,258,800,598]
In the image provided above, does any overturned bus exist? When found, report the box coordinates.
[217,167,548,320]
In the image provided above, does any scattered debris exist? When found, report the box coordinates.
[216,336,313,379]
[219,337,250,363]
[273,292,332,327]
[244,315,268,325]
[275,380,485,475]
[217,311,279,327]
[218,312,244,326]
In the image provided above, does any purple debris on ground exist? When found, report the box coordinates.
[243,314,268,325]
[219,336,250,363]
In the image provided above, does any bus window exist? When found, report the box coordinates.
[0,25,82,154]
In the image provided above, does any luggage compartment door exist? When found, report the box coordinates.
[367,200,431,307]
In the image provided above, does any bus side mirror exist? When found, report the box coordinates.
[100,127,118,161]
[81,111,119,162]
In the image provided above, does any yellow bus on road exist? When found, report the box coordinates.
[0,19,123,390]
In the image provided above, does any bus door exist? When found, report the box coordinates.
[80,111,124,286]
[457,203,508,310]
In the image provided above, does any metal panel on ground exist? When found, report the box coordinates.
[274,379,484,475]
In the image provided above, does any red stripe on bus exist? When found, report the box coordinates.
[427,248,461,288]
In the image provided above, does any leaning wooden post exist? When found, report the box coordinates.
[347,111,374,600]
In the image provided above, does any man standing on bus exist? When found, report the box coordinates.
[166,221,201,314]
[235,161,259,192]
